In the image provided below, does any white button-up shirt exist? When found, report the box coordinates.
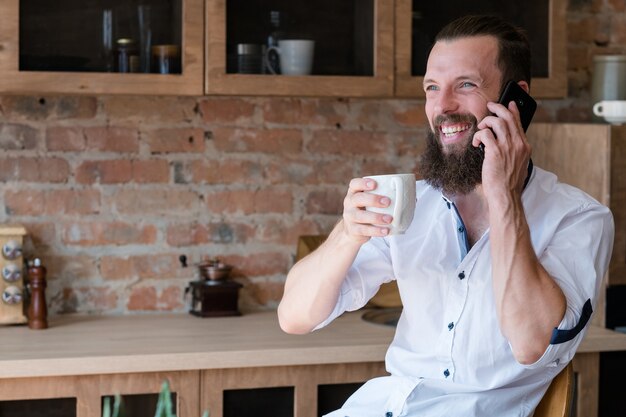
[320,167,614,417]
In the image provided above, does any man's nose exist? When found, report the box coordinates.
[433,88,459,115]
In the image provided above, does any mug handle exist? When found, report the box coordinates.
[265,46,280,74]
[391,176,404,230]
[593,102,604,117]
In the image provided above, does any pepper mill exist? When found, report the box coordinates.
[27,258,48,329]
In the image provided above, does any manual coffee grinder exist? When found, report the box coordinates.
[180,255,243,317]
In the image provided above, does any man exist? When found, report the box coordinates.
[278,15,614,417]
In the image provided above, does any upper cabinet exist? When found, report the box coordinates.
[206,0,394,97]
[395,0,567,98]
[0,0,566,98]
[0,0,204,95]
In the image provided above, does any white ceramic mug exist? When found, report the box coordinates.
[266,39,314,76]
[364,173,416,235]
[593,100,626,124]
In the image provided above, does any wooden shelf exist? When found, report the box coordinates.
[394,0,567,98]
[0,0,204,95]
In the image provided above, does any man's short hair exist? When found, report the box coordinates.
[434,15,532,89]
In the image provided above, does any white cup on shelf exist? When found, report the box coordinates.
[265,39,315,76]
[593,100,626,124]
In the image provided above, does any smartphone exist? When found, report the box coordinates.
[497,80,537,132]
[479,80,537,151]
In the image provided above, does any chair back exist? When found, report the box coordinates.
[534,362,574,417]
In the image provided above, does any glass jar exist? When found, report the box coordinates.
[151,44,181,74]
[115,38,140,73]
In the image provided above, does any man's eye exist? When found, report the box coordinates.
[461,82,475,88]
[425,85,439,91]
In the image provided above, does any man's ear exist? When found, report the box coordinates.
[517,81,530,94]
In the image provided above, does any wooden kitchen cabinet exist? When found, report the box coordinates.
[205,0,394,97]
[0,0,204,95]
[0,0,566,97]
[528,123,626,290]
[395,0,567,98]
[201,363,386,417]
[0,371,200,417]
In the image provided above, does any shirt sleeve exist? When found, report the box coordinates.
[521,201,614,369]
[314,236,396,330]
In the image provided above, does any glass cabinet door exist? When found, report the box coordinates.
[395,0,567,98]
[0,0,203,95]
[206,0,394,97]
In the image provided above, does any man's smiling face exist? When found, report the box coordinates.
[423,35,502,154]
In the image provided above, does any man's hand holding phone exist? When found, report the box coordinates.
[473,81,536,198]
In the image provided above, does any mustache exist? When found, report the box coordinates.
[433,113,478,129]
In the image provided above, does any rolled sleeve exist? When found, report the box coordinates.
[522,202,614,369]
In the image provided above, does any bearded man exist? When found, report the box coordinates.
[278,15,614,417]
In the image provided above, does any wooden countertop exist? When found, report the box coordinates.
[0,311,625,379]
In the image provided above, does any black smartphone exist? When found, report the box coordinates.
[497,80,537,132]
[479,80,537,151]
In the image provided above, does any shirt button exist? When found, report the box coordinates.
[448,322,454,330]
[458,271,465,280]
[443,369,450,378]
[458,226,465,233]
[386,413,393,417]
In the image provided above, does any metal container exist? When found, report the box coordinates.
[236,43,263,74]
[591,55,626,121]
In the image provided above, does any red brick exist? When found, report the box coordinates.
[307,130,389,155]
[18,222,57,252]
[166,221,257,247]
[166,222,209,247]
[127,286,158,311]
[206,222,257,244]
[257,218,321,245]
[132,254,182,279]
[145,128,205,154]
[212,127,303,153]
[43,254,95,282]
[61,221,157,246]
[158,286,184,310]
[219,252,290,278]
[305,188,344,215]
[608,0,626,12]
[611,15,626,45]
[0,159,18,181]
[567,45,590,71]
[84,127,139,153]
[265,158,354,185]
[393,103,428,127]
[198,98,256,123]
[4,189,45,215]
[44,189,101,215]
[112,189,201,215]
[46,127,85,151]
[0,96,97,120]
[132,160,170,183]
[56,287,118,313]
[100,257,135,280]
[261,98,347,126]
[0,123,39,150]
[568,17,598,44]
[245,279,285,306]
[188,159,264,184]
[102,96,197,123]
[27,157,71,183]
[76,160,132,184]
[206,188,293,215]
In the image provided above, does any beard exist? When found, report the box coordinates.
[417,113,485,196]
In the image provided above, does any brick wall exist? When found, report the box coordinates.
[1,1,625,315]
